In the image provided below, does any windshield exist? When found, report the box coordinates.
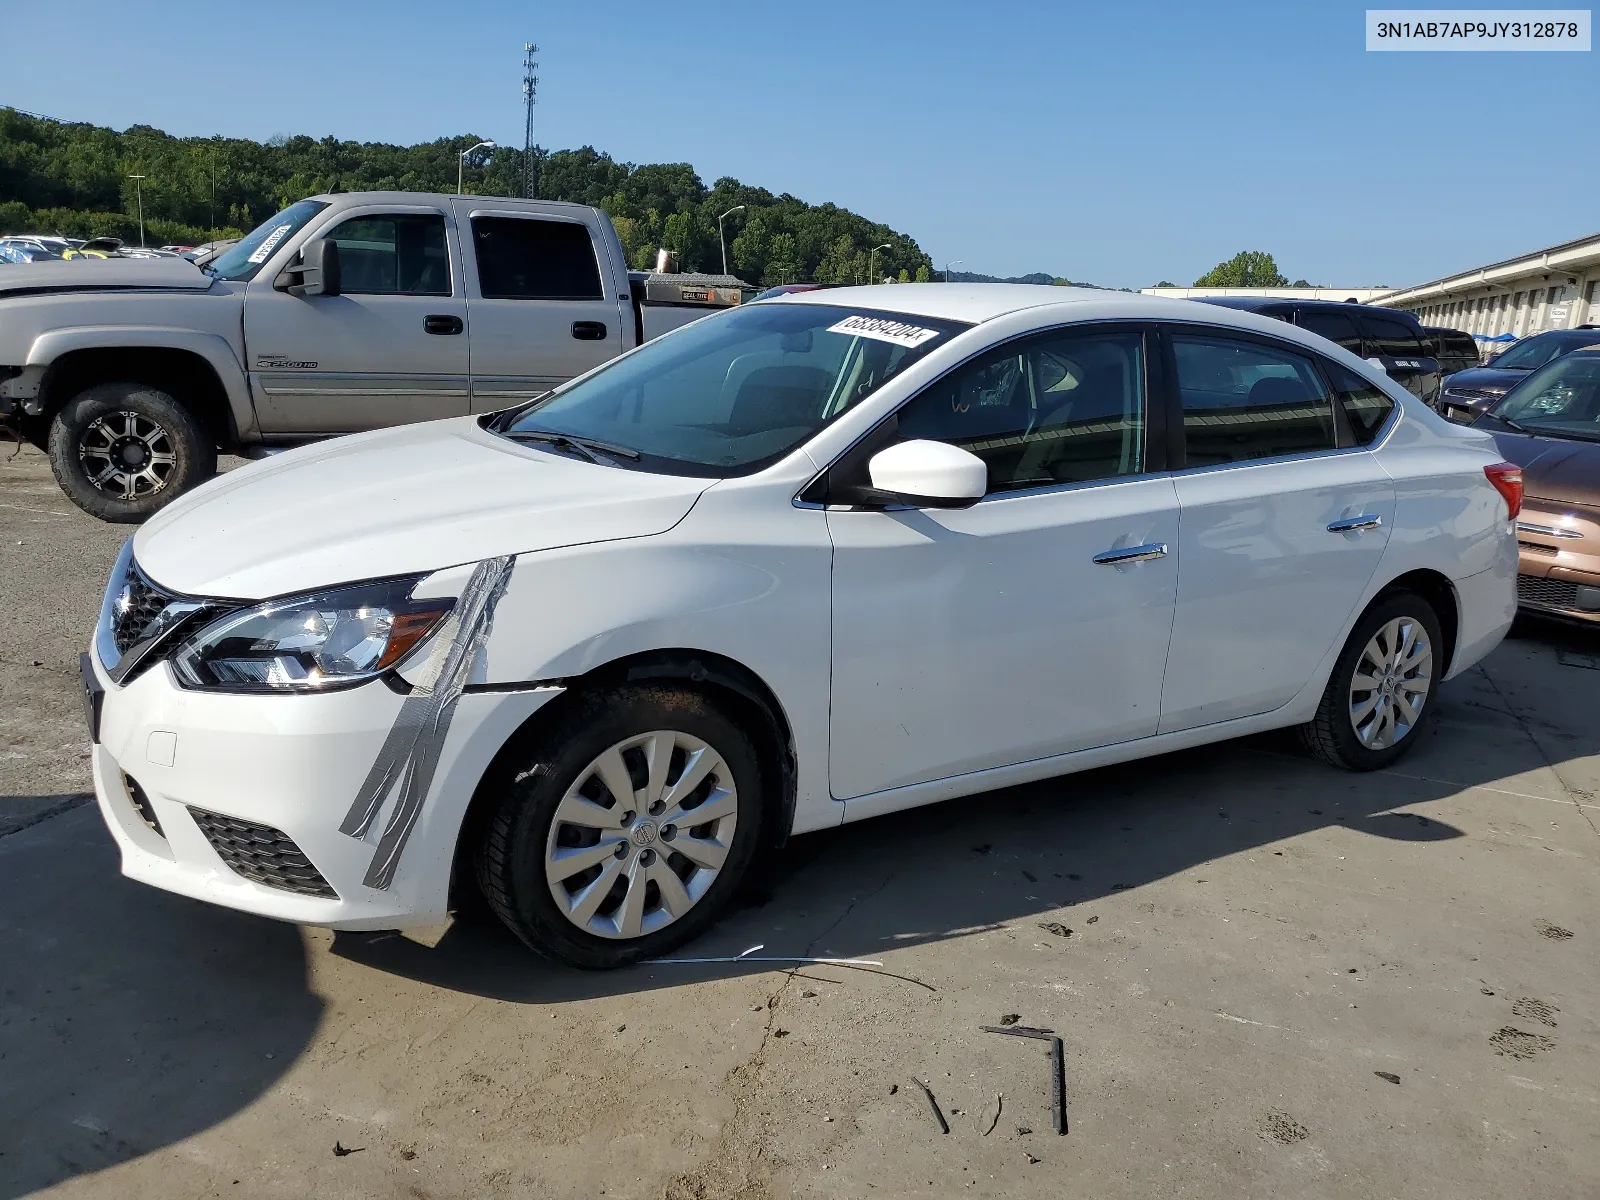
[494,303,969,476]
[1487,334,1572,371]
[1487,355,1600,442]
[206,199,330,282]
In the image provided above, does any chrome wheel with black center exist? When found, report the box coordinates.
[544,730,739,939]
[1348,616,1433,750]
[47,381,215,522]
[476,685,765,968]
[78,410,178,501]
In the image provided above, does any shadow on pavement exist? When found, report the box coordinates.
[0,803,321,1200]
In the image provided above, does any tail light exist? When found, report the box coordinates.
[1484,462,1523,520]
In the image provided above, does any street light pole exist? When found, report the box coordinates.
[127,175,147,247]
[718,205,745,277]
[458,141,496,195]
[869,243,891,284]
[945,259,963,284]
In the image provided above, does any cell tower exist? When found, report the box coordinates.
[522,42,539,199]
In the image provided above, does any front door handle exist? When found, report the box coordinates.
[1093,542,1168,565]
[1327,514,1382,533]
[424,314,464,335]
[571,321,609,341]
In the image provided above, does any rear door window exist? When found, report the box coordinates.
[1171,332,1337,466]
[471,216,603,300]
[1359,313,1430,359]
[1295,308,1363,353]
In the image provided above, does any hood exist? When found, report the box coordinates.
[133,418,713,598]
[1487,431,1600,507]
[1440,366,1526,396]
[0,257,212,298]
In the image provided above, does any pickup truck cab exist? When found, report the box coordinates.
[0,192,736,521]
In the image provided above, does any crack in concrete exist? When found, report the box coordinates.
[1475,663,1600,848]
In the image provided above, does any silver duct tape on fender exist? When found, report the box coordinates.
[338,555,516,890]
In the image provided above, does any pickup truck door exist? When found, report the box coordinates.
[244,203,469,434]
[455,203,631,413]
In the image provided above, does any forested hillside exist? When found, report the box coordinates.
[0,107,935,284]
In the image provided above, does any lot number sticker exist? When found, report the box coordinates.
[247,224,295,264]
[827,315,941,348]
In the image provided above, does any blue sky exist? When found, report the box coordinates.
[7,0,1596,288]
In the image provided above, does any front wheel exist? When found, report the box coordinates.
[47,382,215,522]
[475,686,766,969]
[1300,591,1443,771]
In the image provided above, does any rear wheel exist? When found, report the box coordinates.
[475,686,766,969]
[1300,591,1443,771]
[47,382,215,522]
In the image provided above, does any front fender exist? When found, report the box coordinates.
[28,326,257,440]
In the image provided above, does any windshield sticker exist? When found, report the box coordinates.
[247,223,295,264]
[826,314,941,348]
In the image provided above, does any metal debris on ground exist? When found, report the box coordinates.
[332,1141,364,1157]
[1375,1071,1401,1084]
[980,1024,1068,1135]
[911,1076,949,1134]
[983,1093,1003,1136]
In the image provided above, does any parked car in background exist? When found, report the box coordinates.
[1196,297,1441,403]
[0,242,63,263]
[1,235,79,258]
[750,282,839,301]
[1425,326,1480,378]
[184,239,238,267]
[1473,349,1600,624]
[84,284,1518,967]
[1437,328,1600,423]
[0,192,747,521]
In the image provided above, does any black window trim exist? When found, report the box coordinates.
[1151,320,1400,476]
[796,319,1167,508]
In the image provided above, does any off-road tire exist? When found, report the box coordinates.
[47,382,215,522]
[1300,590,1443,771]
[475,685,767,969]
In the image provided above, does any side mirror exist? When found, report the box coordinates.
[864,440,987,508]
[275,238,341,297]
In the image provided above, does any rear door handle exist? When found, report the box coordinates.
[1327,514,1382,533]
[1093,542,1168,565]
[571,321,608,341]
[424,314,463,335]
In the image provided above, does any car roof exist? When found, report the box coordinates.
[769,282,1203,325]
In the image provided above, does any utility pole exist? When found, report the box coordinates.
[718,205,744,277]
[128,175,147,247]
[946,259,963,283]
[522,42,540,199]
[459,141,495,195]
[869,243,891,284]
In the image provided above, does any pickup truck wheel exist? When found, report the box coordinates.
[48,383,215,522]
[475,685,766,969]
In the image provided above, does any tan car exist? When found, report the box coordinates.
[1478,349,1600,623]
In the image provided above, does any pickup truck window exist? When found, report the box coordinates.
[325,214,451,295]
[206,199,329,282]
[494,303,969,477]
[472,216,603,300]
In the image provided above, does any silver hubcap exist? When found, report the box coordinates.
[1349,616,1433,750]
[544,730,738,940]
[78,411,177,500]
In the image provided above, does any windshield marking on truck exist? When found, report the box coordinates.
[826,315,942,348]
[247,224,295,264]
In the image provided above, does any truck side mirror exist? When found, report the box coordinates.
[275,239,341,297]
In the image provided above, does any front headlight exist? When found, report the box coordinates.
[171,576,455,693]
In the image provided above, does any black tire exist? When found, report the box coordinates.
[1299,590,1444,771]
[475,685,768,969]
[47,382,216,522]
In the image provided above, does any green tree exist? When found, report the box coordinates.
[1193,251,1287,288]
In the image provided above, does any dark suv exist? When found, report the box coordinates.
[1425,327,1481,378]
[1196,298,1441,402]
[1436,326,1600,423]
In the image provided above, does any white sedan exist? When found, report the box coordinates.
[83,286,1521,968]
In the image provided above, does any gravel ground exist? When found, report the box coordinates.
[2,442,1597,1200]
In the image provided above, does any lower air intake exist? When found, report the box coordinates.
[189,808,339,899]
